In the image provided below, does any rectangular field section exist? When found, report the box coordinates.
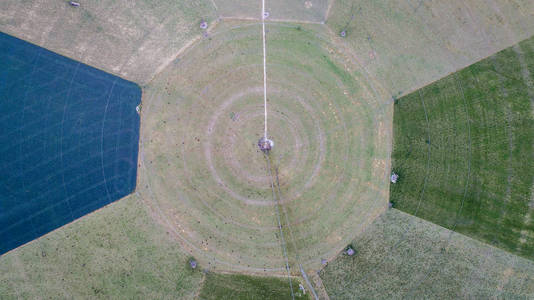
[0,32,141,255]
[390,36,534,259]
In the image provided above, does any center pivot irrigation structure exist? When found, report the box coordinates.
[259,2,318,299]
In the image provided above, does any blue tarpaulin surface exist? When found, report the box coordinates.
[0,32,141,255]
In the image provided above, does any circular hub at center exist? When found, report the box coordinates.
[258,137,274,152]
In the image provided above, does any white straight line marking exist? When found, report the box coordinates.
[262,0,268,139]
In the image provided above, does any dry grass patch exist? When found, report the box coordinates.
[0,0,216,83]
[326,0,534,95]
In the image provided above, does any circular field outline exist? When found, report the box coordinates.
[138,21,391,273]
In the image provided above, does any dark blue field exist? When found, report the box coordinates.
[0,32,141,255]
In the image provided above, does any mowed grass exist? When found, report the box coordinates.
[199,273,309,300]
[320,209,534,299]
[0,195,203,299]
[391,36,534,259]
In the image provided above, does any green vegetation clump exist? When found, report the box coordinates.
[390,36,534,259]
[199,273,309,300]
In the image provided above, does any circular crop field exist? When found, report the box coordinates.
[137,22,391,274]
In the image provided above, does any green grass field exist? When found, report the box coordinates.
[199,273,308,299]
[390,35,534,259]
[320,209,534,299]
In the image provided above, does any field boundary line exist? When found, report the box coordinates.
[209,0,218,11]
[265,155,296,300]
[324,0,335,23]
[193,267,207,299]
[310,272,331,300]
[146,19,221,85]
[274,166,319,300]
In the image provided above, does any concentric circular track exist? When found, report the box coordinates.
[138,22,391,273]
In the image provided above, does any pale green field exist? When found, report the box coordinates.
[0,195,203,299]
[326,0,534,95]
[0,0,217,83]
[320,209,534,299]
[138,21,391,273]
